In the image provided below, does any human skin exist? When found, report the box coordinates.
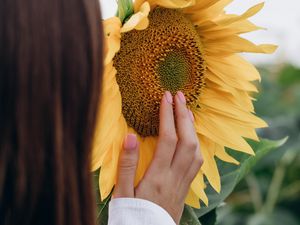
[113,91,203,224]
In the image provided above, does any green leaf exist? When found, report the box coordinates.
[196,138,287,219]
[180,205,202,225]
[117,0,134,23]
[236,137,288,183]
[93,169,111,225]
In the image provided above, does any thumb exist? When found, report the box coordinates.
[113,134,139,198]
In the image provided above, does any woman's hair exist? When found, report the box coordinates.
[0,0,103,225]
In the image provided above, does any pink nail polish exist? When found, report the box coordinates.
[177,91,186,104]
[165,91,173,104]
[124,134,137,150]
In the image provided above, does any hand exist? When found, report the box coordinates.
[113,91,203,224]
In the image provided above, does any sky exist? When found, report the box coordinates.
[99,0,300,66]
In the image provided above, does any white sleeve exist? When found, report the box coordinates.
[108,198,176,225]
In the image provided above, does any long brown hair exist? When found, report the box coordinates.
[0,0,103,225]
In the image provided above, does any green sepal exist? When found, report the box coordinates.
[116,0,134,24]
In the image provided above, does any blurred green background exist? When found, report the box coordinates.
[214,64,300,225]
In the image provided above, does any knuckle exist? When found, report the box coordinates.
[194,153,204,168]
[186,158,203,182]
[149,177,163,193]
[190,141,198,150]
[119,158,137,172]
[177,108,189,120]
[160,132,178,146]
[182,139,198,150]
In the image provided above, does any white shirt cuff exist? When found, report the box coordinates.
[108,198,176,225]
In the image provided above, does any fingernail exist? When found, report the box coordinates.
[165,91,173,104]
[124,134,137,150]
[177,91,186,104]
[188,110,195,122]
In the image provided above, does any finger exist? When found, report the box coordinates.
[151,91,177,169]
[113,134,139,198]
[181,146,203,191]
[171,91,198,173]
[188,109,195,122]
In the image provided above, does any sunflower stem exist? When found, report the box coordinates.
[263,160,285,214]
[246,174,263,212]
[262,150,296,214]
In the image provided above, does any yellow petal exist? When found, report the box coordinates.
[135,0,195,11]
[99,150,113,199]
[198,135,221,192]
[206,82,255,113]
[134,0,147,11]
[215,3,264,27]
[91,63,125,171]
[187,2,264,34]
[202,103,267,132]
[205,70,248,100]
[204,71,255,113]
[92,115,127,171]
[206,68,258,92]
[184,0,220,13]
[205,75,238,95]
[206,54,261,82]
[104,17,122,36]
[215,143,239,165]
[134,135,156,186]
[203,35,278,55]
[99,146,118,200]
[235,90,255,112]
[203,108,261,141]
[99,120,127,200]
[185,188,201,208]
[187,0,233,25]
[191,171,209,206]
[199,88,267,129]
[225,55,261,81]
[121,2,150,33]
[201,20,262,40]
[203,80,256,113]
[194,110,255,155]
[103,17,122,65]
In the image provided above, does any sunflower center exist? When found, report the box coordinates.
[114,7,206,137]
[158,49,191,92]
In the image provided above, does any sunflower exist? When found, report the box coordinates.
[92,0,276,208]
